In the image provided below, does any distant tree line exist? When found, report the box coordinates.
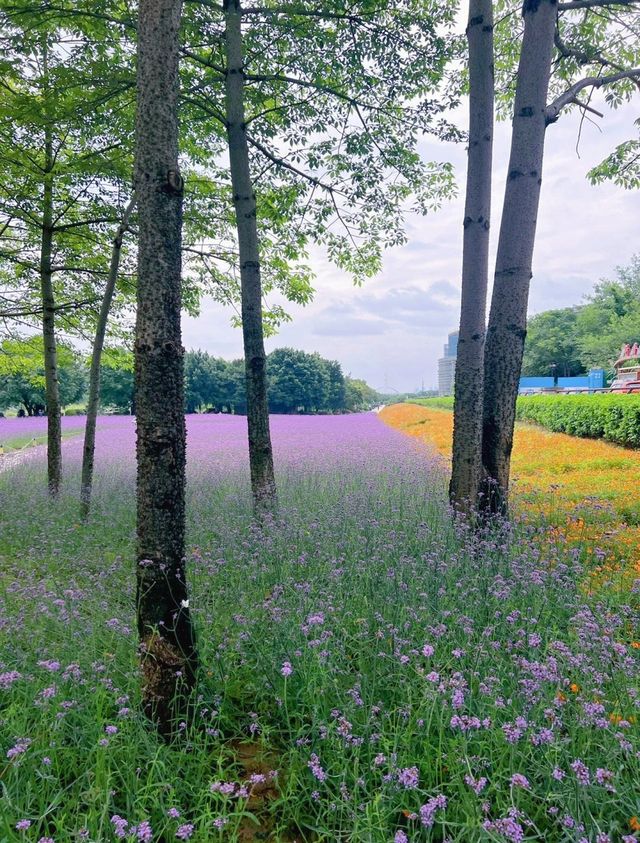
[522,256,640,379]
[0,342,379,416]
[185,347,378,415]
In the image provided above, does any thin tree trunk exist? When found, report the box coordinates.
[40,118,62,497]
[134,0,197,732]
[223,0,278,514]
[80,194,136,520]
[480,0,557,515]
[449,0,494,516]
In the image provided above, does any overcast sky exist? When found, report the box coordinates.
[183,93,640,393]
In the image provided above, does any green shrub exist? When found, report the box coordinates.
[515,394,640,448]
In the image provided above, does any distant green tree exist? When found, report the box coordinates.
[522,308,584,378]
[344,378,380,412]
[322,360,347,413]
[184,350,215,413]
[0,337,86,413]
[267,348,333,414]
[577,256,640,372]
[99,366,134,414]
[0,361,86,414]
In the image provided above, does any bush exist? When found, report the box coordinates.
[515,394,640,448]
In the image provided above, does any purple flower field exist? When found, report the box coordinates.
[0,413,639,842]
[0,414,88,442]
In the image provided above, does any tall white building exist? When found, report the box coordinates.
[437,331,458,396]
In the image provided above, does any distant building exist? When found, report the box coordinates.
[438,330,458,396]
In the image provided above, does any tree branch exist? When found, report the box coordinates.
[0,298,98,319]
[558,0,638,9]
[554,28,626,73]
[245,135,336,194]
[546,67,640,123]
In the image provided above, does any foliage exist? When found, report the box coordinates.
[493,0,640,124]
[0,337,87,413]
[516,393,640,448]
[344,377,380,412]
[0,0,137,341]
[479,256,640,377]
[576,255,640,371]
[589,127,640,190]
[99,366,134,415]
[183,0,461,287]
[412,396,454,410]
[522,308,584,378]
[182,348,378,415]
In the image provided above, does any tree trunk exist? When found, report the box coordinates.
[223,0,278,514]
[480,0,557,515]
[134,0,197,733]
[449,0,494,517]
[40,120,62,497]
[80,194,136,521]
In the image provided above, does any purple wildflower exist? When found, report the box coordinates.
[419,794,447,828]
[110,816,128,839]
[397,766,419,789]
[571,759,591,785]
[137,821,153,842]
[308,753,327,782]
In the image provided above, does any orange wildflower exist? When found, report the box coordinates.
[380,403,640,591]
[630,817,640,832]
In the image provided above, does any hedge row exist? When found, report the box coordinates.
[515,394,640,447]
[411,394,640,448]
[411,397,454,410]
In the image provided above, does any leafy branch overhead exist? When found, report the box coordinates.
[182,0,462,285]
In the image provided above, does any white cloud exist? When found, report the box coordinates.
[183,93,640,391]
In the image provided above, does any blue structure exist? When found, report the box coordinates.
[519,377,554,391]
[588,369,605,389]
[518,368,606,393]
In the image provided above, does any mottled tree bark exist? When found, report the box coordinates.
[80,194,136,521]
[223,0,278,514]
[40,120,62,497]
[450,0,494,516]
[481,0,557,514]
[134,0,197,732]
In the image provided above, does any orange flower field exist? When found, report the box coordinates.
[380,402,640,591]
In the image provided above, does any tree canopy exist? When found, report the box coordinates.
[521,255,640,377]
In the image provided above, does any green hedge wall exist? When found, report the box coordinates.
[411,397,454,410]
[515,394,640,447]
[410,394,640,448]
